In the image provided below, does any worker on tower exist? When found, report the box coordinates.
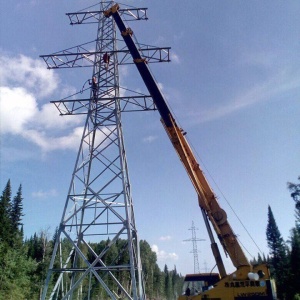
[89,76,98,99]
[103,52,110,70]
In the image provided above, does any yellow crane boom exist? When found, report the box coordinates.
[105,4,277,299]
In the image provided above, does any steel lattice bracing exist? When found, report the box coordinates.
[41,1,165,299]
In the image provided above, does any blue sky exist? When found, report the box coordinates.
[1,0,300,276]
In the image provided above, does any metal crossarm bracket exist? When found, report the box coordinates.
[51,96,156,115]
[67,8,148,25]
[40,46,170,69]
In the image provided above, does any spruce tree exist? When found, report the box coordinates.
[266,205,289,299]
[257,252,262,264]
[164,264,173,300]
[0,180,12,245]
[287,176,300,298]
[11,184,24,232]
[11,184,24,247]
[288,176,300,228]
[172,266,183,299]
[153,264,164,299]
[289,227,300,297]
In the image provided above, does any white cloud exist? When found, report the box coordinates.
[0,85,84,152]
[151,244,178,262]
[21,126,83,152]
[0,53,85,153]
[159,235,172,241]
[142,135,158,143]
[189,69,300,124]
[35,102,81,130]
[170,52,180,64]
[119,65,129,78]
[32,189,58,198]
[0,87,37,134]
[0,53,59,98]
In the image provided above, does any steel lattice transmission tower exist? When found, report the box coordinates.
[40,1,170,299]
[183,221,205,274]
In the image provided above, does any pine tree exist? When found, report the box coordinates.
[0,180,12,245]
[266,205,289,299]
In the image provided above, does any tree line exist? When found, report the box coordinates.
[0,180,183,300]
[1,177,300,299]
[264,176,300,300]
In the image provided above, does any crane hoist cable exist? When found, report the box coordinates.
[189,138,265,257]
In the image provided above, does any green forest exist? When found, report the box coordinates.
[0,177,300,300]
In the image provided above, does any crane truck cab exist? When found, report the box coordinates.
[178,265,277,300]
[181,273,220,296]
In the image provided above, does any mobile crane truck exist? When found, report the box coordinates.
[105,4,277,299]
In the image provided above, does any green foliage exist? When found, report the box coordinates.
[287,176,300,299]
[289,227,300,297]
[288,176,300,228]
[0,243,36,300]
[140,240,158,298]
[250,252,269,268]
[0,181,48,299]
[0,181,24,248]
[265,176,300,299]
[25,230,53,298]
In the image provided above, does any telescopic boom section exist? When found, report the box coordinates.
[105,4,251,272]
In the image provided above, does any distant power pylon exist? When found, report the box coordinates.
[40,1,170,299]
[183,221,205,274]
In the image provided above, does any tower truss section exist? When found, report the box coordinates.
[184,221,205,274]
[41,2,169,299]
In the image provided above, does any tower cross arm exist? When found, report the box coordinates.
[66,8,148,25]
[183,238,206,242]
[40,47,170,69]
[50,96,156,115]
